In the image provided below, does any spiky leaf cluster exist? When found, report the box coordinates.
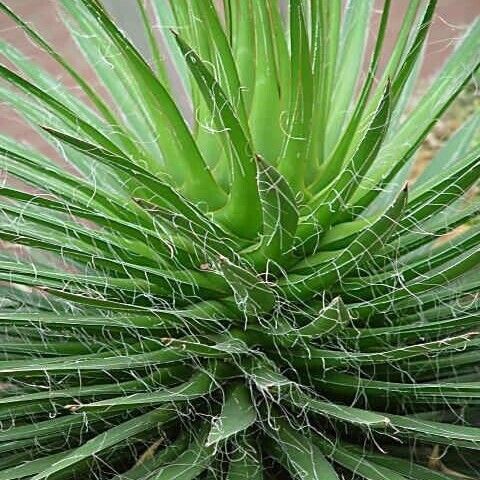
[0,0,479,478]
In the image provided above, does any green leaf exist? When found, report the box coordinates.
[135,0,170,86]
[363,450,460,480]
[317,371,480,404]
[244,156,298,267]
[277,0,313,191]
[0,451,69,480]
[148,427,215,480]
[0,365,190,409]
[74,368,220,411]
[325,0,373,153]
[0,410,116,442]
[307,80,392,228]
[397,198,480,255]
[206,383,256,446]
[110,432,189,480]
[226,437,263,480]
[415,113,480,188]
[286,389,390,428]
[390,1,437,101]
[309,0,341,168]
[213,256,276,315]
[39,128,241,256]
[403,145,480,226]
[313,0,393,195]
[0,138,132,215]
[388,414,480,450]
[287,333,477,369]
[248,0,284,165]
[340,224,480,301]
[75,0,225,209]
[0,348,186,375]
[300,80,393,251]
[265,416,339,480]
[174,32,262,239]
[286,186,407,298]
[351,17,480,207]
[0,65,127,157]
[281,297,349,346]
[150,0,190,98]
[351,246,480,318]
[240,357,293,391]
[190,0,248,131]
[0,311,172,332]
[0,3,138,159]
[343,313,480,350]
[31,407,175,479]
[317,441,408,480]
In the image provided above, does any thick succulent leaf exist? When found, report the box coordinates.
[0,451,69,480]
[174,32,262,239]
[277,0,313,192]
[340,224,480,301]
[0,365,190,409]
[362,451,455,480]
[265,417,339,480]
[286,333,477,369]
[314,0,393,194]
[317,372,480,404]
[148,429,215,480]
[317,441,408,480]
[0,410,118,442]
[286,389,390,428]
[388,414,480,450]
[302,80,392,243]
[351,17,480,208]
[309,0,341,169]
[60,0,165,156]
[280,297,349,346]
[0,1,479,477]
[190,0,248,130]
[398,202,480,257]
[135,0,169,86]
[248,0,284,165]
[151,1,189,89]
[69,0,226,209]
[110,432,189,480]
[402,145,480,226]
[0,311,174,331]
[39,128,241,255]
[286,186,407,298]
[325,0,373,153]
[213,257,276,315]
[0,2,146,172]
[244,157,299,267]
[226,436,263,479]
[206,383,256,446]
[30,407,175,479]
[73,367,224,412]
[350,246,480,317]
[343,313,480,350]
[390,0,438,101]
[415,113,480,188]
[0,63,129,158]
[0,348,187,375]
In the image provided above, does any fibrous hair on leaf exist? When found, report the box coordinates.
[0,0,479,478]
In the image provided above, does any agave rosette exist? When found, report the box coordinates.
[0,0,479,478]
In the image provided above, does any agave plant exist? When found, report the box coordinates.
[0,0,479,478]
